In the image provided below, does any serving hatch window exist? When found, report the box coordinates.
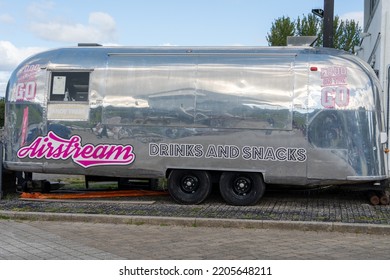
[49,72,90,102]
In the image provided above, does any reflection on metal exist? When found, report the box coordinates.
[105,53,294,130]
[2,46,387,188]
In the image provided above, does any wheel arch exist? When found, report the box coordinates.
[166,168,266,182]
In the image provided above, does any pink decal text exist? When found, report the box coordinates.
[17,132,136,168]
[320,66,350,108]
[15,64,40,101]
[321,66,348,87]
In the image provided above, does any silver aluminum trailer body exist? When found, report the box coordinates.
[3,46,388,205]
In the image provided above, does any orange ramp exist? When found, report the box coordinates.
[20,190,169,200]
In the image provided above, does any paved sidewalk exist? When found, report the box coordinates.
[0,219,119,259]
[1,219,390,260]
[1,185,390,260]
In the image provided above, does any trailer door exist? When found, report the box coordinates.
[307,61,350,180]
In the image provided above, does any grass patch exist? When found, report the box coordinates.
[0,215,11,220]
[2,193,20,200]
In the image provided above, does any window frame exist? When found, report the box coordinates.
[49,71,91,103]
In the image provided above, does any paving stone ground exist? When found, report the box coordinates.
[1,219,390,260]
[1,181,390,260]
[1,186,389,225]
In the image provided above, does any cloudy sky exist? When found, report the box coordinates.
[0,0,364,97]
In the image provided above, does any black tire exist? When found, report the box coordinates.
[219,172,265,206]
[21,181,29,192]
[168,169,212,204]
[42,181,51,193]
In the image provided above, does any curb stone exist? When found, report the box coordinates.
[1,210,390,235]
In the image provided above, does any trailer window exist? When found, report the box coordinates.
[49,72,90,102]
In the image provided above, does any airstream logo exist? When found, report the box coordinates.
[17,132,136,168]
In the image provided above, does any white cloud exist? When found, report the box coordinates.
[30,12,117,44]
[0,71,10,97]
[161,43,179,46]
[0,14,14,24]
[26,0,55,19]
[89,12,116,34]
[0,41,44,71]
[0,41,46,97]
[340,11,364,25]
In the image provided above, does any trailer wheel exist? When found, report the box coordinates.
[42,181,51,193]
[219,172,265,206]
[168,170,212,204]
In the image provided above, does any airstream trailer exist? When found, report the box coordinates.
[3,46,388,205]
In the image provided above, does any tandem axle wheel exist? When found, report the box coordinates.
[167,169,266,206]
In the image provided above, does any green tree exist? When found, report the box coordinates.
[296,14,321,37]
[335,17,361,52]
[266,16,295,46]
[267,14,362,53]
[0,98,4,128]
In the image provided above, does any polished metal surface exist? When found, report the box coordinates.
[3,46,388,187]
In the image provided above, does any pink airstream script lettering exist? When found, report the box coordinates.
[17,132,136,168]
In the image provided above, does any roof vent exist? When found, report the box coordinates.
[287,36,318,47]
[78,43,102,47]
